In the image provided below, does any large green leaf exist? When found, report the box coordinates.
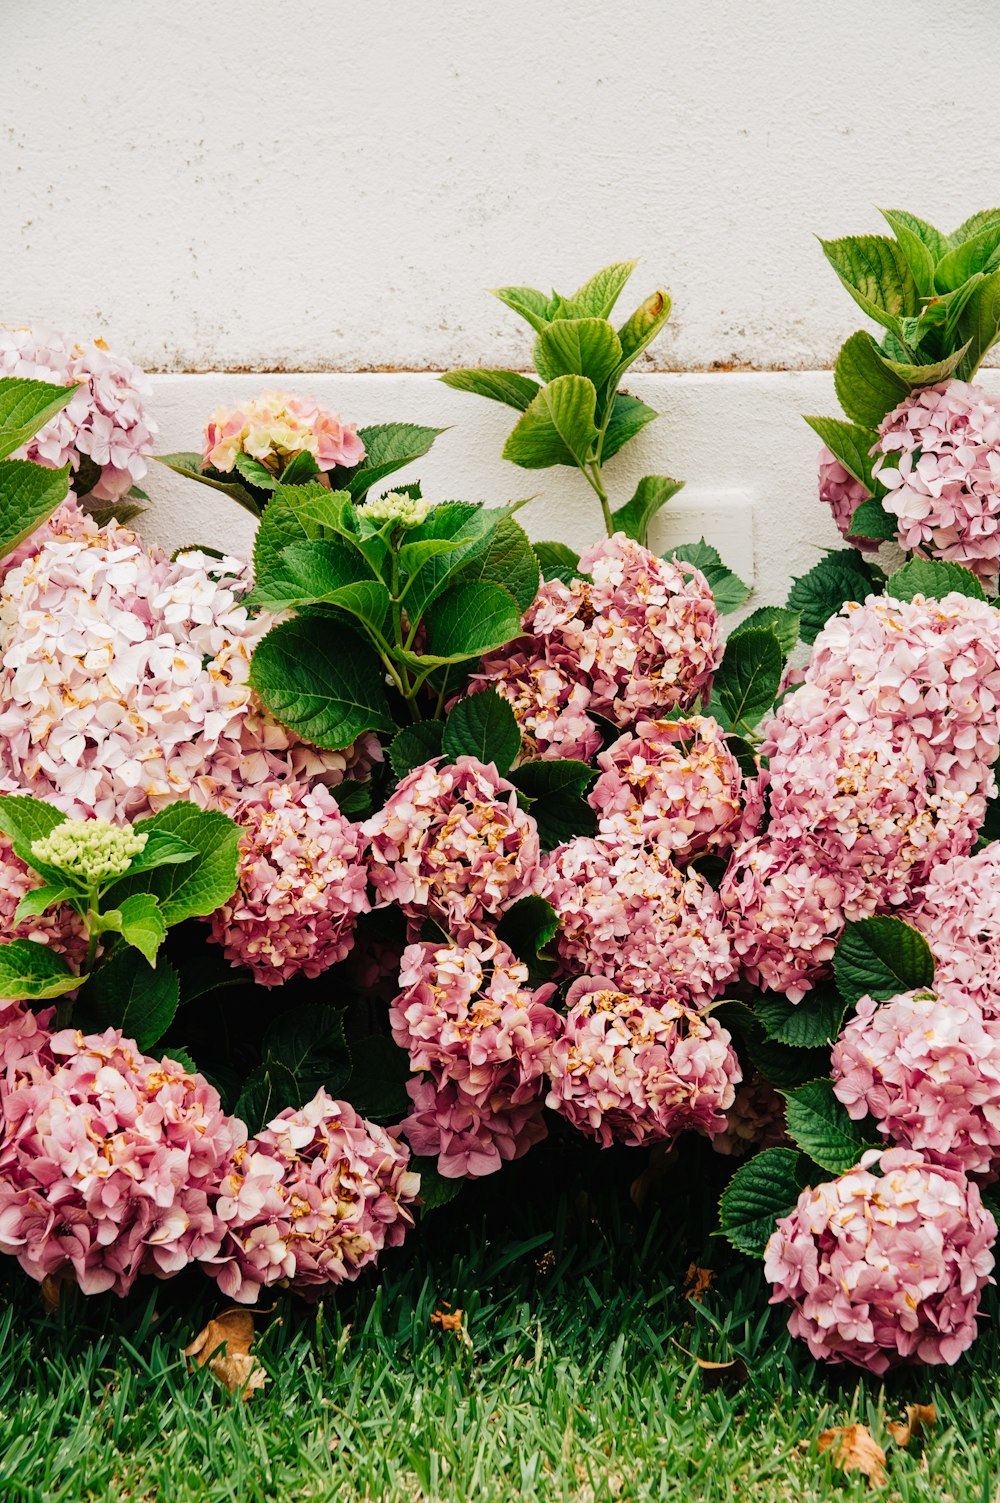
[233,452,277,491]
[711,628,784,734]
[0,460,71,561]
[956,265,1000,378]
[819,235,920,331]
[834,916,935,1006]
[783,1079,867,1176]
[105,803,240,927]
[879,207,948,265]
[263,1004,351,1098]
[456,510,540,613]
[935,222,1000,293]
[756,987,847,1049]
[600,392,659,461]
[502,375,599,470]
[253,484,360,581]
[702,564,751,614]
[249,617,395,750]
[398,503,498,621]
[443,690,521,775]
[948,208,1000,248]
[235,1061,301,1133]
[534,318,622,389]
[491,284,553,334]
[155,453,260,517]
[719,1148,805,1258]
[248,543,391,635]
[803,415,876,492]
[0,793,67,850]
[423,581,522,663]
[388,721,445,779]
[737,606,801,656]
[848,498,897,542]
[0,939,83,1001]
[877,209,938,296]
[614,290,672,377]
[610,475,683,546]
[114,893,167,968]
[570,261,638,320]
[888,557,984,604]
[86,946,179,1051]
[342,423,444,501]
[495,894,560,975]
[439,368,540,411]
[834,331,909,426]
[533,540,582,585]
[509,759,596,850]
[0,379,78,461]
[876,343,971,387]
[787,552,879,644]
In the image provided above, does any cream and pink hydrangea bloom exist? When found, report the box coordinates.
[203,390,364,477]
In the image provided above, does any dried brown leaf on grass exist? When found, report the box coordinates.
[431,1303,473,1348]
[670,1337,748,1390]
[683,1264,715,1302]
[183,1308,267,1398]
[817,1424,887,1485]
[887,1403,936,1448]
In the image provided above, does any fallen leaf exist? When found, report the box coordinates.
[670,1337,747,1390]
[39,1272,69,1316]
[817,1424,887,1485]
[430,1305,464,1333]
[887,1403,936,1448]
[183,1308,267,1398]
[684,1264,714,1302]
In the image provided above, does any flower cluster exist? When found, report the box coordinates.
[907,842,1000,1014]
[817,445,876,550]
[764,1148,996,1373]
[722,590,1000,1000]
[360,491,430,528]
[32,817,146,885]
[391,936,557,1177]
[545,977,740,1148]
[364,757,541,941]
[589,715,744,858]
[203,390,364,477]
[541,832,735,1003]
[208,781,370,986]
[873,380,1000,585]
[0,326,156,501]
[208,1090,420,1302]
[473,533,721,759]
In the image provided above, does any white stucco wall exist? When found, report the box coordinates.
[8,2,1000,595]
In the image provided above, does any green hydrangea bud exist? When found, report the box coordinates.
[32,818,148,886]
[360,491,431,529]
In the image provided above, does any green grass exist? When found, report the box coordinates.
[1,1163,999,1503]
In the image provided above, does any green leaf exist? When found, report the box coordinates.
[456,510,540,613]
[330,778,372,819]
[0,378,78,461]
[443,690,521,775]
[0,459,71,561]
[787,552,878,645]
[502,375,599,470]
[342,423,444,501]
[888,556,985,603]
[492,284,553,334]
[570,261,638,320]
[424,581,522,663]
[344,1035,412,1123]
[0,793,67,851]
[534,318,623,389]
[280,449,320,486]
[848,497,897,542]
[495,894,560,971]
[115,893,166,967]
[803,415,876,492]
[756,987,847,1049]
[601,393,659,462]
[233,452,277,491]
[876,342,972,388]
[956,265,1000,378]
[878,208,938,297]
[610,475,683,546]
[702,564,751,614]
[249,617,395,750]
[719,1148,805,1258]
[0,939,83,1001]
[389,721,445,779]
[249,545,391,635]
[819,235,920,332]
[738,607,801,656]
[879,207,948,265]
[614,289,672,377]
[783,1079,866,1176]
[668,539,721,570]
[948,208,1000,247]
[87,946,178,1050]
[155,453,260,517]
[106,803,240,928]
[413,1157,463,1211]
[399,503,499,621]
[533,540,582,584]
[711,628,784,734]
[439,368,541,411]
[935,222,1000,293]
[118,829,199,880]
[509,759,596,850]
[13,883,78,924]
[834,916,935,1006]
[834,331,910,427]
[253,484,359,581]
[235,1061,301,1134]
[747,1036,839,1091]
[263,1004,352,1098]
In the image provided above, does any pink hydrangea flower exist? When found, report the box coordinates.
[0,1002,55,1097]
[545,976,740,1148]
[873,380,1000,584]
[764,1148,996,1373]
[907,842,1000,1014]
[207,781,370,986]
[589,715,744,859]
[364,758,541,940]
[0,1027,245,1296]
[817,445,878,551]
[473,533,721,755]
[540,833,735,1003]
[832,987,1000,1176]
[208,1090,419,1303]
[399,1074,548,1179]
[203,390,364,477]
[0,325,157,502]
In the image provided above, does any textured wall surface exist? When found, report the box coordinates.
[7,1,999,373]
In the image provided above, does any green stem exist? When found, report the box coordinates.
[581,460,615,538]
[56,908,100,1028]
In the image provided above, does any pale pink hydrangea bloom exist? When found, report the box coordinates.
[764,1148,996,1373]
[711,1074,788,1158]
[817,445,878,551]
[540,833,735,1003]
[208,1089,419,1303]
[207,781,370,986]
[0,325,157,501]
[832,987,1000,1176]
[589,715,744,859]
[0,1002,55,1097]
[203,390,364,476]
[0,520,375,820]
[0,492,94,585]
[873,380,1000,584]
[907,843,1000,1014]
[0,1027,245,1296]
[364,757,541,940]
[399,1075,548,1179]
[545,976,740,1148]
[473,533,721,757]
